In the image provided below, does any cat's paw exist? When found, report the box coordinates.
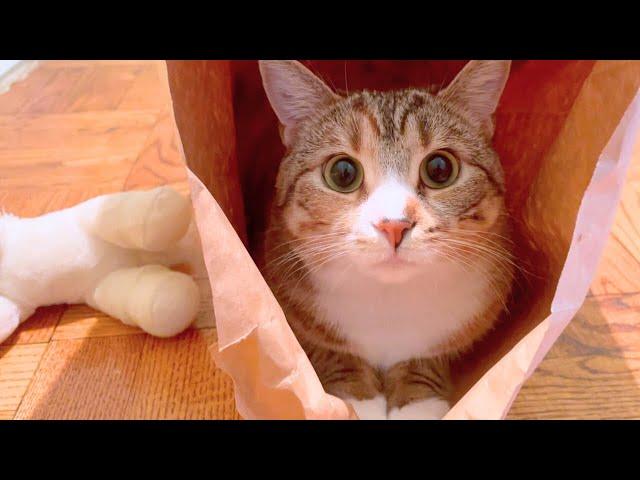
[387,397,449,420]
[347,395,388,420]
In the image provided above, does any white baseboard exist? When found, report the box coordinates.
[0,60,40,95]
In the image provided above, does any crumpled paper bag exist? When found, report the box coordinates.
[165,60,640,419]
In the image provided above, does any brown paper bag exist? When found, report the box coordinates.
[165,60,640,419]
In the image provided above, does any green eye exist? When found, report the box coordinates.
[323,155,364,193]
[420,150,460,189]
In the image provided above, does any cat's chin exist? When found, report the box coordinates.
[359,257,424,284]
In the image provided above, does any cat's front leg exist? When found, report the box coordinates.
[384,356,452,420]
[302,341,386,420]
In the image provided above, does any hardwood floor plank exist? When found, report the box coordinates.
[18,66,89,115]
[0,110,158,152]
[0,110,159,190]
[15,330,240,419]
[552,292,640,358]
[590,180,640,296]
[507,354,640,419]
[0,343,48,415]
[53,305,144,341]
[125,329,239,419]
[118,62,172,112]
[508,293,640,419]
[66,64,147,113]
[15,335,146,419]
[123,112,187,190]
[0,65,57,115]
[2,306,65,346]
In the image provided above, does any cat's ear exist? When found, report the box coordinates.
[439,60,511,138]
[259,60,339,147]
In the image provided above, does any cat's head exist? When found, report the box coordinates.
[260,60,511,284]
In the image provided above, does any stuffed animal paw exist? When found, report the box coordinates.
[0,186,203,343]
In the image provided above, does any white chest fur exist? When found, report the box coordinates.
[312,259,492,369]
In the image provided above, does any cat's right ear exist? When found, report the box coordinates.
[259,60,339,147]
[438,60,511,138]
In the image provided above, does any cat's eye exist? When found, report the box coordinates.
[420,150,460,189]
[323,155,364,193]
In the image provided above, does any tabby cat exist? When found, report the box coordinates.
[259,60,514,419]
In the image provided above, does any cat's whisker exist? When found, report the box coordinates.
[282,247,351,287]
[428,237,512,272]
[435,246,511,312]
[267,242,337,270]
[438,243,515,285]
[432,237,520,271]
[434,227,515,250]
[269,231,347,250]
[431,243,514,311]
[409,244,512,313]
[271,238,349,276]
[265,236,348,270]
[453,228,515,243]
[267,243,348,270]
[445,228,541,281]
[444,229,516,249]
[293,250,351,290]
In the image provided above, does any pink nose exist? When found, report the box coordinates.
[374,219,414,249]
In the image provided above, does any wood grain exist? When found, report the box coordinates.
[124,329,238,420]
[508,293,640,419]
[53,305,145,340]
[15,330,238,420]
[123,112,187,191]
[589,180,640,296]
[15,334,148,419]
[2,306,65,346]
[0,343,48,416]
[0,66,61,115]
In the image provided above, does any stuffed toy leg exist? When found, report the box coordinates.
[0,187,202,343]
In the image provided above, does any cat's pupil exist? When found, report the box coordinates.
[427,155,452,183]
[331,159,357,188]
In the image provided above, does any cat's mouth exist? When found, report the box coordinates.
[373,254,413,267]
[360,251,424,283]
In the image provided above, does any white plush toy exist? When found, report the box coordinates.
[0,186,203,343]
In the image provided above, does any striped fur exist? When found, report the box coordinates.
[259,60,514,419]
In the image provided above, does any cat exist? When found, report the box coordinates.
[259,60,514,420]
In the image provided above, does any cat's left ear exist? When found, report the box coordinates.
[439,60,511,138]
[259,60,340,147]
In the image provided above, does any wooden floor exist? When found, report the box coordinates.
[0,60,639,419]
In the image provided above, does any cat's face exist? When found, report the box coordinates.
[261,60,511,284]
